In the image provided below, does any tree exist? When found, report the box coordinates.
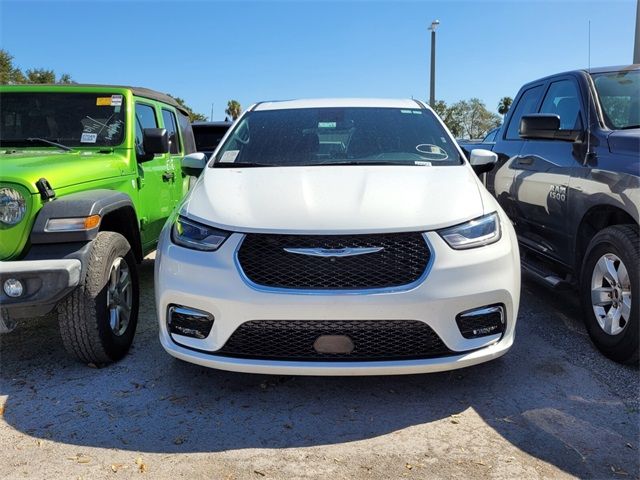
[497,96,513,117]
[225,100,242,120]
[451,98,501,139]
[167,95,207,122]
[0,49,25,84]
[26,68,56,84]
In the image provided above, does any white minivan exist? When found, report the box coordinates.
[155,98,520,375]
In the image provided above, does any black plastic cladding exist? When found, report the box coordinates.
[237,233,431,290]
[215,319,454,361]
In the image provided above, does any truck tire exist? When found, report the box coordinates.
[58,231,139,364]
[580,224,639,364]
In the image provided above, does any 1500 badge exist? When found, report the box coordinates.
[549,185,567,201]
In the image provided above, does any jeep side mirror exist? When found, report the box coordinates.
[519,114,581,142]
[182,152,208,176]
[469,148,498,175]
[138,128,169,162]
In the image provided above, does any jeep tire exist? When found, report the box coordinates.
[581,225,639,364]
[58,231,139,364]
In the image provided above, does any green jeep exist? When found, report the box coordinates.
[0,84,199,364]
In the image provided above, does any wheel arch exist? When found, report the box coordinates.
[575,205,637,273]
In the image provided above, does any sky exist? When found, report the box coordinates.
[0,0,636,120]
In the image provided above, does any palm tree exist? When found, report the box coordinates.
[225,100,242,120]
[497,97,513,118]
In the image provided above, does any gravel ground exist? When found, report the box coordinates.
[1,254,638,479]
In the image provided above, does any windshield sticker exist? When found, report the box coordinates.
[104,120,124,141]
[96,97,112,106]
[415,161,432,166]
[81,133,98,143]
[318,122,336,128]
[111,95,123,107]
[219,150,239,163]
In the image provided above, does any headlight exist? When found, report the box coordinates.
[0,188,26,226]
[438,212,501,249]
[171,216,230,251]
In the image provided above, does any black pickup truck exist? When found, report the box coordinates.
[479,65,639,364]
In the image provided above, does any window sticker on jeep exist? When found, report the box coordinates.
[111,95,123,107]
[96,95,123,107]
[81,132,98,143]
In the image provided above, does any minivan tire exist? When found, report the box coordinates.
[580,224,639,364]
[58,231,139,364]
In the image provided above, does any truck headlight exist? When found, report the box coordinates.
[171,216,230,251]
[0,188,26,226]
[438,212,501,249]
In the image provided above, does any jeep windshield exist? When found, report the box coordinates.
[592,69,640,130]
[212,107,462,167]
[0,92,126,148]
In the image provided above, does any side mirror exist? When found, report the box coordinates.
[141,128,169,160]
[182,152,208,176]
[469,148,498,174]
[519,114,581,142]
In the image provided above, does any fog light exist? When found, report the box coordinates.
[3,278,24,298]
[168,305,214,339]
[456,305,505,339]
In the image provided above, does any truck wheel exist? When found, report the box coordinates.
[58,231,139,364]
[580,225,639,364]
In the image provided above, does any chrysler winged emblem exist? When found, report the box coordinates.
[283,247,384,257]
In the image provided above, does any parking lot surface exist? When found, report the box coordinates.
[1,254,638,479]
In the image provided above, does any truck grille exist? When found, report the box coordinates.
[236,232,431,290]
[215,320,453,361]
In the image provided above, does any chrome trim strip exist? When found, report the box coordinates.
[282,246,384,257]
[233,233,435,296]
[458,305,504,321]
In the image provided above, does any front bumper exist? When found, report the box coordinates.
[0,259,82,318]
[155,217,520,375]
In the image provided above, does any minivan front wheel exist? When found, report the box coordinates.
[581,225,638,364]
[58,231,139,364]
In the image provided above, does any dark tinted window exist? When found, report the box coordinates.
[193,124,230,151]
[214,107,461,167]
[0,92,126,147]
[540,80,583,130]
[177,113,196,154]
[506,85,543,140]
[162,109,181,154]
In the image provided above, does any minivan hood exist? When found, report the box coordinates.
[184,165,485,234]
[0,149,128,192]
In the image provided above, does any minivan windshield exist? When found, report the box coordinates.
[0,92,126,148]
[213,107,462,167]
[592,69,639,130]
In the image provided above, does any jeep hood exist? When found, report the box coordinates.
[0,149,129,192]
[183,165,485,234]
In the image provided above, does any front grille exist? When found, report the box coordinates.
[215,320,453,361]
[237,233,431,290]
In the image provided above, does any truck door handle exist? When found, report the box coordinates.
[162,171,175,182]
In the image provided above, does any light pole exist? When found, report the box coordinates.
[634,0,640,64]
[429,19,440,107]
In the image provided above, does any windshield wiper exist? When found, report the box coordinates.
[305,160,428,166]
[212,162,274,168]
[620,124,640,130]
[27,137,72,152]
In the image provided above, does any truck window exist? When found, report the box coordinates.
[505,85,543,140]
[162,109,182,154]
[135,103,158,153]
[540,80,583,130]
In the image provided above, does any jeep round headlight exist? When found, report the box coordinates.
[0,188,26,225]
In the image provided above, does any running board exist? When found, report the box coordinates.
[522,261,572,290]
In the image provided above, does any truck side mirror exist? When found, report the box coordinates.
[138,128,169,162]
[182,152,208,176]
[519,114,581,141]
[469,148,498,175]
